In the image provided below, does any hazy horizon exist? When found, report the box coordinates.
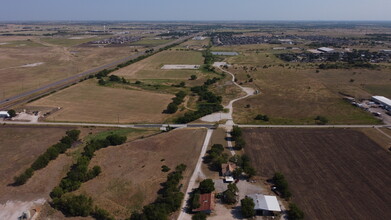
[1,0,391,21]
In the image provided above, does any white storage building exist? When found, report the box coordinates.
[0,111,10,118]
[247,194,281,215]
[372,96,391,110]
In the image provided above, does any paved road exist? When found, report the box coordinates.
[239,124,391,128]
[0,121,216,129]
[178,129,214,220]
[0,34,197,110]
[1,120,390,129]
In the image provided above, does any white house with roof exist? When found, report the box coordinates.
[247,194,281,216]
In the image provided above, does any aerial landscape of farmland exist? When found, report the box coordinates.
[0,1,391,220]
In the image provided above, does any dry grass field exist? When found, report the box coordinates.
[114,50,204,81]
[209,45,387,125]
[74,128,207,219]
[0,125,76,203]
[230,66,379,124]
[27,80,174,123]
[0,36,138,98]
[243,128,391,220]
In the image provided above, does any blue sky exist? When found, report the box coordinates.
[1,0,390,21]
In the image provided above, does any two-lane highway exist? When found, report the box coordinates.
[0,33,198,110]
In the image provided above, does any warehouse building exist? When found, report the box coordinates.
[317,47,335,53]
[372,96,391,110]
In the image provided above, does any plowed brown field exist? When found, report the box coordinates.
[243,128,391,220]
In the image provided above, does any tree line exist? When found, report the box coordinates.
[273,172,304,220]
[129,164,187,220]
[165,91,187,114]
[50,133,127,219]
[13,129,81,186]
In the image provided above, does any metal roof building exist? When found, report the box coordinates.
[317,47,335,53]
[247,194,281,212]
[0,111,10,118]
[372,96,391,110]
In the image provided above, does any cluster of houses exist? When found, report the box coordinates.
[89,35,141,45]
[192,162,282,217]
[278,47,391,63]
[212,35,296,46]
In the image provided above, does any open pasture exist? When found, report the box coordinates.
[114,50,204,80]
[243,128,391,220]
[26,80,174,124]
[0,40,138,98]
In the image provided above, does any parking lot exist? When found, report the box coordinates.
[356,100,391,125]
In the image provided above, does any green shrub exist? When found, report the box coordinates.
[241,197,255,218]
[288,203,305,220]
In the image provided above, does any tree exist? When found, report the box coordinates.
[254,114,269,122]
[273,172,291,199]
[166,103,178,114]
[92,207,115,220]
[235,137,246,150]
[191,192,201,209]
[179,81,186,87]
[232,167,243,179]
[50,186,64,199]
[106,134,127,146]
[66,129,81,141]
[231,126,242,141]
[13,168,34,186]
[192,212,207,220]
[241,197,255,218]
[315,115,328,125]
[161,165,170,172]
[98,79,106,85]
[222,189,237,204]
[7,109,16,118]
[288,203,304,220]
[109,75,121,82]
[198,179,215,194]
[53,194,94,217]
[190,75,197,80]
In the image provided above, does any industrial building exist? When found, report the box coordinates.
[247,194,281,216]
[372,96,391,110]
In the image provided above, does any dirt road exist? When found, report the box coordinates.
[178,129,214,220]
[201,64,255,127]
